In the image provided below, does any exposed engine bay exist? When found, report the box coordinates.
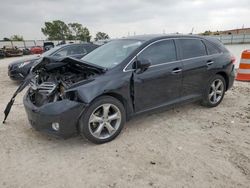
[28,58,104,107]
[29,66,94,106]
[3,57,105,123]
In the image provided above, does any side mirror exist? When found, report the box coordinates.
[134,59,151,74]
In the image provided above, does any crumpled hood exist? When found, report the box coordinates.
[31,56,106,73]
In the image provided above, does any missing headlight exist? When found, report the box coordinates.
[64,91,79,101]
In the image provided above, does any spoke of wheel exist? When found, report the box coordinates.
[93,123,105,137]
[108,112,120,121]
[213,93,217,102]
[215,81,222,90]
[211,82,216,90]
[105,122,115,134]
[209,91,214,99]
[216,90,222,95]
[102,104,111,118]
[89,114,103,123]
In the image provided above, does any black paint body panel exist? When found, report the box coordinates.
[23,35,235,137]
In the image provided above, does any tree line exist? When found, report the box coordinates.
[3,20,110,42]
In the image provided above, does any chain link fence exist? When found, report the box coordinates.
[0,40,82,49]
[1,34,250,49]
[211,34,250,44]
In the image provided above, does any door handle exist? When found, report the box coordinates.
[172,68,182,74]
[207,60,214,66]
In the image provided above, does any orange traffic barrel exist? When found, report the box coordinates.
[236,50,250,81]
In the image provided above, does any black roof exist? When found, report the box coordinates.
[58,43,96,47]
[123,34,214,42]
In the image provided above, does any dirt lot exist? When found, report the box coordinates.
[0,56,249,188]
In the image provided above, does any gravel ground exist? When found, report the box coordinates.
[0,56,249,188]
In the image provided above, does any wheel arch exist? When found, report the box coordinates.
[84,92,131,120]
[91,92,130,121]
[216,71,229,90]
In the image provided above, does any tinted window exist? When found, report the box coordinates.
[66,45,86,55]
[179,39,206,59]
[53,45,86,57]
[53,47,69,57]
[138,40,176,65]
[42,46,61,57]
[85,45,98,53]
[204,41,220,55]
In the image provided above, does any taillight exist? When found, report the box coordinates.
[231,55,236,64]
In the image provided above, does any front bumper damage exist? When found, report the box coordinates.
[23,92,86,138]
[3,57,104,138]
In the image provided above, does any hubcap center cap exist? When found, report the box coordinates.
[103,117,108,123]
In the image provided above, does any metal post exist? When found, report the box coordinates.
[243,34,245,44]
[10,40,14,48]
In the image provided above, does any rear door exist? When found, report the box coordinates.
[133,39,182,112]
[176,38,212,99]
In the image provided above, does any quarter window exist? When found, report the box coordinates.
[137,40,177,65]
[179,39,207,59]
[204,41,220,55]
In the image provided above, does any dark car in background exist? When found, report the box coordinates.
[16,34,235,144]
[44,42,54,51]
[8,43,99,80]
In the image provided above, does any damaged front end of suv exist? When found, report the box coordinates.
[3,57,107,137]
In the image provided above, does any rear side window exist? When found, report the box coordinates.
[137,40,177,65]
[204,41,220,55]
[178,39,206,59]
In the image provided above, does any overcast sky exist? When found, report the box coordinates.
[0,0,249,40]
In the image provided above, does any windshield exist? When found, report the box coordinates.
[81,39,143,68]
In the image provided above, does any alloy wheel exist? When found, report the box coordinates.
[208,79,224,104]
[88,103,122,139]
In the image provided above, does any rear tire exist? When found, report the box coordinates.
[201,75,226,107]
[79,96,126,144]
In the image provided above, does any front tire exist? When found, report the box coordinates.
[202,75,226,107]
[79,96,126,144]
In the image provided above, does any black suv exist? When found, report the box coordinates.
[5,34,235,144]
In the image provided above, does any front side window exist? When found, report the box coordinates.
[179,39,207,59]
[53,46,72,57]
[41,46,61,57]
[53,45,86,57]
[81,39,143,68]
[71,45,87,55]
[137,40,177,65]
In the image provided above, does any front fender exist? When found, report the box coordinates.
[76,73,132,104]
[67,72,134,119]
